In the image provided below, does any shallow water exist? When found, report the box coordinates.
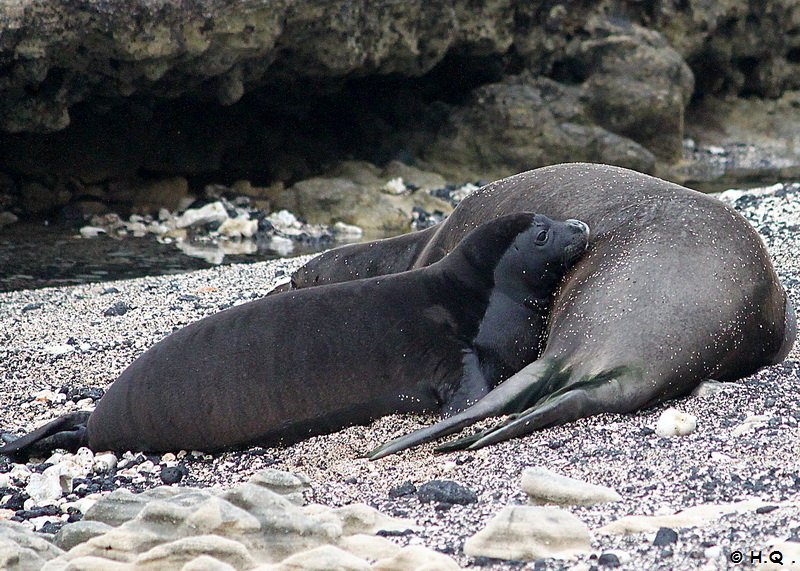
[0,222,337,292]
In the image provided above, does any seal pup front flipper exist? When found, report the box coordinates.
[367,358,562,460]
[0,411,90,462]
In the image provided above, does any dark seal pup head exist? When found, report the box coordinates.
[0,212,588,460]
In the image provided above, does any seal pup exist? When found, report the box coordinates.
[1,213,589,458]
[275,163,795,459]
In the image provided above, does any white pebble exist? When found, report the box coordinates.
[79,226,106,238]
[731,414,770,437]
[655,408,697,438]
[333,221,364,238]
[10,464,31,483]
[175,201,229,228]
[268,209,301,228]
[218,215,258,238]
[93,453,118,472]
[32,389,64,403]
[43,344,74,356]
[383,177,407,194]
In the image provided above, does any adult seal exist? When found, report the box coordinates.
[1,213,589,459]
[281,163,796,459]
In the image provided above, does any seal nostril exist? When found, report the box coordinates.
[565,219,590,237]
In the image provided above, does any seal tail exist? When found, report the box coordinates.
[0,412,90,462]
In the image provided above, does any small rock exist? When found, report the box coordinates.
[332,221,364,238]
[44,344,75,356]
[247,468,309,505]
[175,201,230,228]
[25,472,64,505]
[388,481,417,499]
[382,177,407,195]
[691,380,727,397]
[268,235,295,256]
[103,302,130,317]
[598,552,621,567]
[93,453,118,473]
[653,527,678,546]
[732,414,770,436]
[218,215,258,238]
[655,408,697,437]
[417,480,477,505]
[79,226,107,238]
[21,303,42,313]
[160,466,185,485]
[520,467,622,506]
[0,211,18,227]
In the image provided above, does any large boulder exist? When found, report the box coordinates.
[422,74,655,181]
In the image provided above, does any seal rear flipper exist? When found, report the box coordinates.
[0,412,90,462]
[367,358,561,460]
[436,367,644,452]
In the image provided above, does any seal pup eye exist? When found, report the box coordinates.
[535,230,549,244]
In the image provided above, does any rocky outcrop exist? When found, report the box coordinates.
[0,0,799,219]
[421,74,657,181]
[0,467,466,571]
[273,162,453,232]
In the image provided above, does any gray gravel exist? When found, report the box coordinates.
[1,184,798,570]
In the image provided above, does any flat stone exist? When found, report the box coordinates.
[133,535,255,571]
[416,480,477,505]
[520,467,622,506]
[337,534,401,562]
[0,520,65,570]
[53,520,114,551]
[463,506,591,561]
[372,545,462,570]
[181,555,237,571]
[270,545,369,571]
[598,499,777,535]
[248,469,310,506]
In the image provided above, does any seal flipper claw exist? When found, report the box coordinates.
[368,359,559,460]
[0,412,90,462]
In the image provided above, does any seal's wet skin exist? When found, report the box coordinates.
[1,213,588,459]
[282,163,795,460]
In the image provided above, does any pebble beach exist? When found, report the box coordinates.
[0,183,798,570]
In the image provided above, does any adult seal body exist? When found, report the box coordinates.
[282,163,796,458]
[1,213,589,458]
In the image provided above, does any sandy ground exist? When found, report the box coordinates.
[0,184,798,570]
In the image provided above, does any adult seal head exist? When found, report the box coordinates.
[1,213,589,459]
[279,163,796,459]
